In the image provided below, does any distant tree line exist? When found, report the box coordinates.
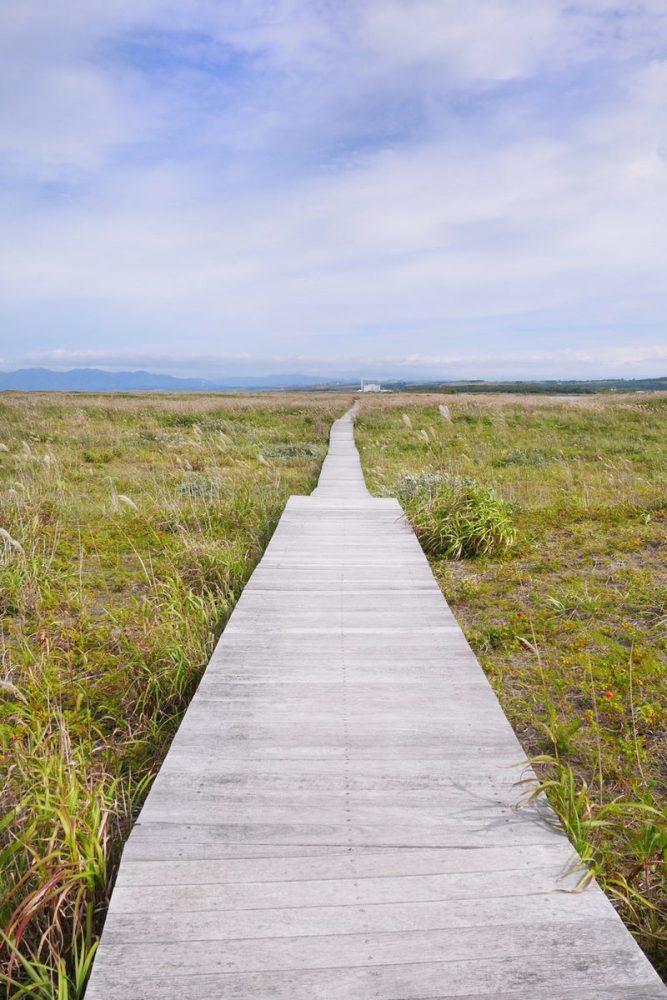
[388,377,667,395]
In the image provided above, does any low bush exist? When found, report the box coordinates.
[394,471,515,559]
[261,442,324,459]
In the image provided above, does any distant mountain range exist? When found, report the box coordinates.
[0,368,345,392]
[1,367,666,394]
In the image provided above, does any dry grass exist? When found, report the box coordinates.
[360,389,667,410]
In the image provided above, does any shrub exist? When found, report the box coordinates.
[176,476,221,497]
[394,471,515,559]
[493,448,553,467]
[82,449,115,464]
[261,442,324,459]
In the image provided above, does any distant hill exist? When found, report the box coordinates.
[0,368,340,392]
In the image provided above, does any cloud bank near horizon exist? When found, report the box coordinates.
[1,1,666,378]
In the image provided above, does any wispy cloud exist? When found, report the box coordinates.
[1,1,666,377]
[25,342,667,379]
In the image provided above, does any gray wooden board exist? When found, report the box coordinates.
[113,843,577,886]
[101,888,611,943]
[108,864,589,913]
[87,919,632,977]
[85,406,666,998]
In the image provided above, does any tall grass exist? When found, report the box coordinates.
[393,471,515,558]
[0,392,349,998]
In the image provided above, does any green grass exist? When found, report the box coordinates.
[356,392,667,974]
[0,391,349,998]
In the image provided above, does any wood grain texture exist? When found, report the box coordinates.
[86,407,665,998]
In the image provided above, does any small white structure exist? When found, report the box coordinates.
[359,380,382,393]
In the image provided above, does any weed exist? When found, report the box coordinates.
[521,756,666,954]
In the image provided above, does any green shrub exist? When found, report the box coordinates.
[261,442,324,459]
[394,471,515,559]
[493,447,554,467]
[176,476,221,497]
[82,449,115,464]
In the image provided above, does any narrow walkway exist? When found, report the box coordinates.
[86,408,665,999]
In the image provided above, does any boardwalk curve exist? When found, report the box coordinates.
[87,407,666,999]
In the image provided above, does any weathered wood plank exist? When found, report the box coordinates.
[91,918,629,977]
[109,863,587,913]
[113,842,576,886]
[86,952,663,1000]
[101,889,610,944]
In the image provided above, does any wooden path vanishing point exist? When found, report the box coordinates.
[86,407,666,999]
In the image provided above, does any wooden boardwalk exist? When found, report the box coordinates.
[86,408,666,999]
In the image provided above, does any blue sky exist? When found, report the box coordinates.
[1,0,666,379]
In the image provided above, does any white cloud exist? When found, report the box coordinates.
[400,344,667,370]
[20,343,667,380]
[0,1,666,377]
[361,0,561,81]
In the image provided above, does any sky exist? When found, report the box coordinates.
[1,0,667,380]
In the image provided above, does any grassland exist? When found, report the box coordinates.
[0,391,349,998]
[2,388,665,992]
[356,392,667,974]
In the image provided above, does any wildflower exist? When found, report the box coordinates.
[402,413,412,429]
[603,690,614,700]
